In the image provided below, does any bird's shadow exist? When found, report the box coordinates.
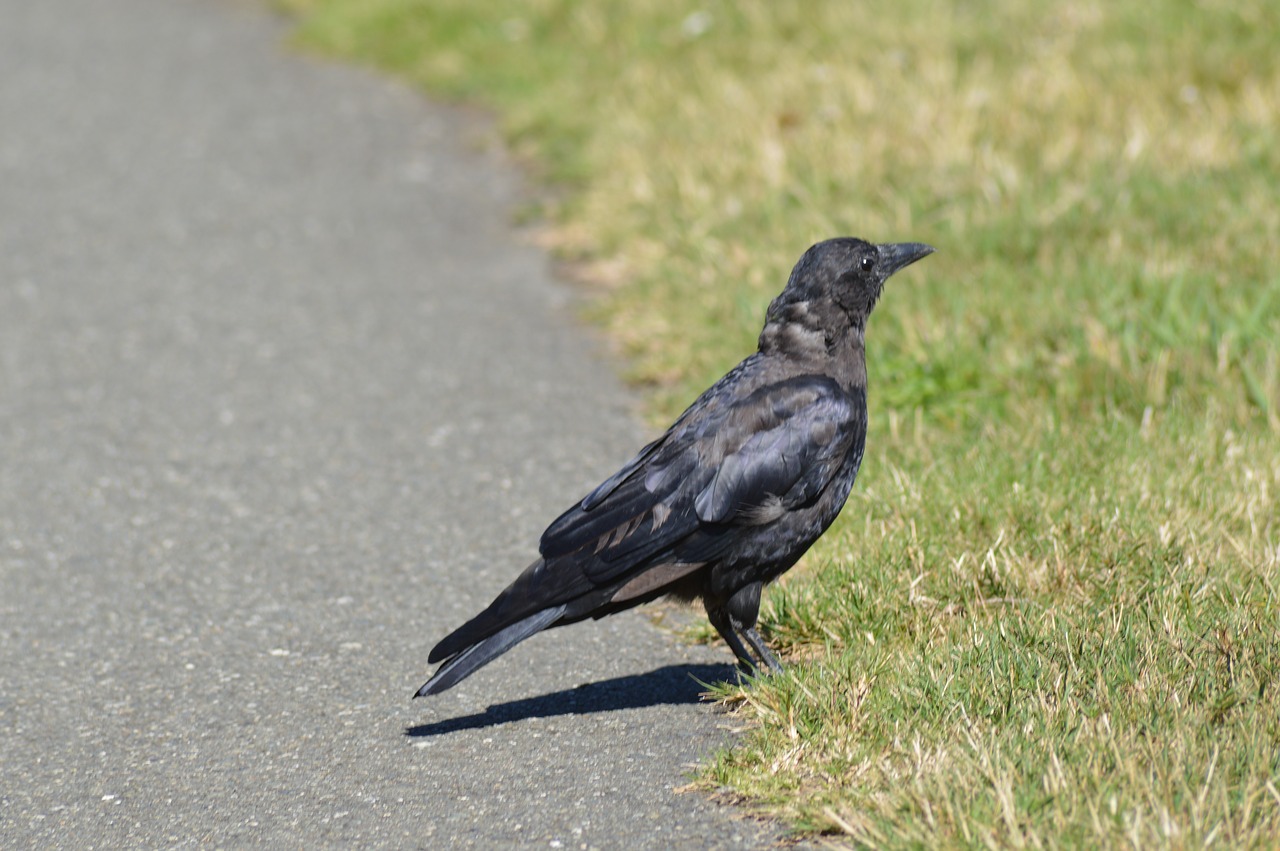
[405,663,737,737]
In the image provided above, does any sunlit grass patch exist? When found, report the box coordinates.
[706,585,1280,846]
[705,558,1280,846]
[703,412,1279,842]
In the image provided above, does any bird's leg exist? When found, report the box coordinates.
[709,607,783,677]
[720,580,783,674]
[741,626,783,674]
[708,607,759,672]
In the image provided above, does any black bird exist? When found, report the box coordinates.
[417,237,934,697]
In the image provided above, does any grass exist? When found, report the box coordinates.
[281,0,1280,845]
[702,413,1279,846]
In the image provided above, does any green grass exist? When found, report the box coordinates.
[282,0,1280,844]
[702,413,1279,845]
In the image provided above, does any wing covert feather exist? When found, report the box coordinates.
[693,391,855,524]
[540,375,858,577]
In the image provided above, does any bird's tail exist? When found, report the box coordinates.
[414,604,567,697]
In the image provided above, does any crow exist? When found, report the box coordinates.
[417,237,933,697]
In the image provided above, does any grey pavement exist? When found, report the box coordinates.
[0,1,785,847]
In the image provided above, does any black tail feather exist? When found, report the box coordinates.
[415,604,567,697]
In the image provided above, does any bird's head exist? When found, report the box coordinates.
[760,238,935,356]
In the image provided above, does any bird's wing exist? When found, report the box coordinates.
[691,379,860,524]
[577,434,666,511]
[428,374,860,666]
[541,374,861,583]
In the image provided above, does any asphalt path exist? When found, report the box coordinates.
[0,1,786,846]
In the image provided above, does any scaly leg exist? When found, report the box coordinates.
[709,607,783,675]
[708,607,758,671]
[742,625,783,674]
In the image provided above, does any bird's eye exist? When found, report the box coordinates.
[860,256,876,272]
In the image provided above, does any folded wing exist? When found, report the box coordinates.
[427,373,860,668]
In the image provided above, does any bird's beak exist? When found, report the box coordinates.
[878,242,936,277]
